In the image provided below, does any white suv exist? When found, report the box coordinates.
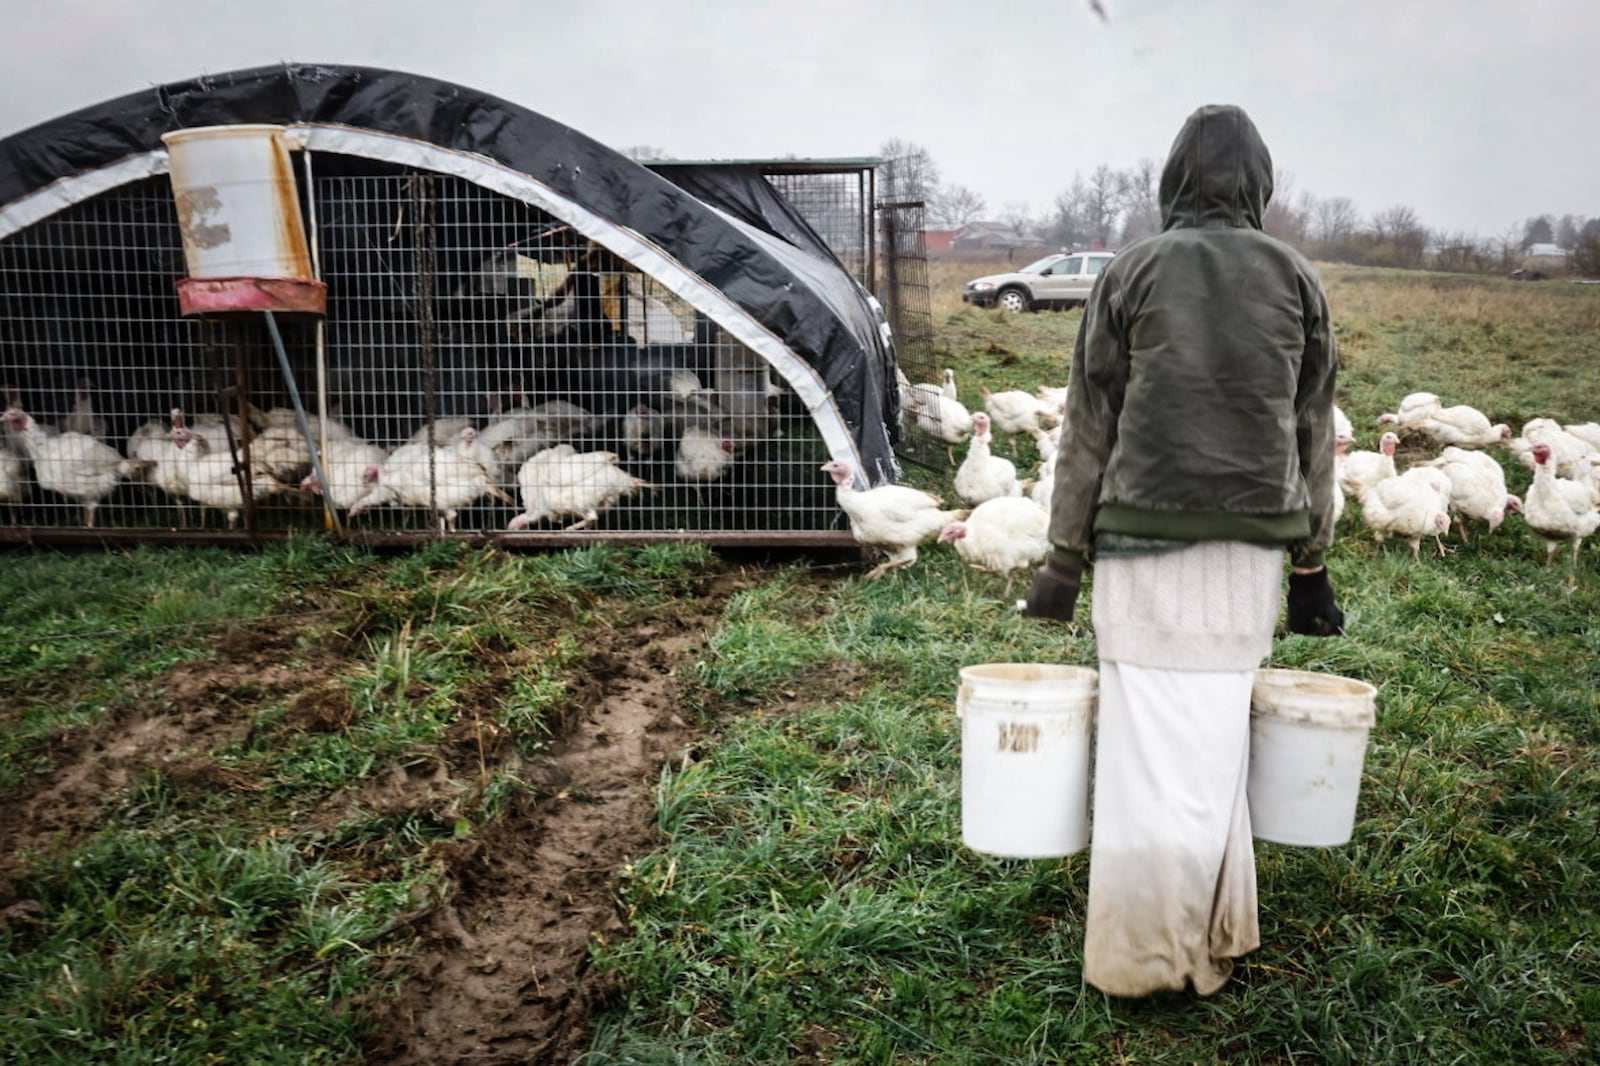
[962,251,1116,312]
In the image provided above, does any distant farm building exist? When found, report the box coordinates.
[1522,242,1571,276]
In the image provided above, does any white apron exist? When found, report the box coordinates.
[1082,662,1259,996]
[1083,541,1280,997]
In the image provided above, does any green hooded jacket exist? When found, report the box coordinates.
[1046,104,1339,572]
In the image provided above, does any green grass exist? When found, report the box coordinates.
[0,539,723,1063]
[589,541,1600,1063]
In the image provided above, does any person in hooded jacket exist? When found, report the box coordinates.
[1023,103,1346,997]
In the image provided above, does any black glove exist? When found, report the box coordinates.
[1022,556,1084,623]
[1287,567,1345,636]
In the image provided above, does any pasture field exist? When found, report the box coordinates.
[1,265,1597,1064]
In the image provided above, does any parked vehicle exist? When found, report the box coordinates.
[962,251,1116,312]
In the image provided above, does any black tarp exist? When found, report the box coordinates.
[0,62,898,481]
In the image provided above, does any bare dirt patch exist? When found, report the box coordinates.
[0,617,338,891]
[364,617,712,1065]
[0,565,779,1064]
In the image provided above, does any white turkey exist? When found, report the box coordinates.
[1523,441,1600,568]
[478,397,601,482]
[1564,422,1600,452]
[675,424,734,492]
[125,411,196,524]
[408,416,477,447]
[1376,392,1441,433]
[3,405,146,528]
[1029,424,1059,464]
[126,417,172,474]
[1398,465,1454,555]
[1410,404,1511,448]
[622,404,668,458]
[242,399,354,440]
[1035,384,1067,414]
[1330,436,1349,527]
[981,387,1057,437]
[1513,418,1597,479]
[62,378,108,440]
[166,407,293,491]
[246,419,319,482]
[1338,431,1399,502]
[913,391,974,461]
[1029,452,1057,508]
[299,436,391,510]
[451,425,502,480]
[820,458,967,579]
[1420,446,1521,542]
[1333,405,1354,445]
[954,412,1020,506]
[937,495,1050,595]
[168,422,291,529]
[0,443,20,515]
[901,367,958,418]
[1360,469,1451,561]
[506,445,651,531]
[657,368,721,420]
[348,439,513,532]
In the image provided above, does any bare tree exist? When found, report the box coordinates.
[1047,175,1093,249]
[878,138,941,203]
[1311,196,1360,247]
[621,145,669,161]
[1429,230,1493,273]
[1494,220,1525,273]
[1264,169,1308,243]
[928,183,988,228]
[998,200,1041,239]
[1117,158,1162,245]
[1082,164,1123,247]
[1371,204,1427,268]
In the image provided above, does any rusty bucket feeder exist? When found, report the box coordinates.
[163,124,338,530]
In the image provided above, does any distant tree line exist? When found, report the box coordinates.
[878,139,1600,277]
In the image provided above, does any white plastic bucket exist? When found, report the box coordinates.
[958,663,1096,858]
[1247,668,1377,847]
[162,124,314,280]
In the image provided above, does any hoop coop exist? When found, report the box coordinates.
[0,65,907,548]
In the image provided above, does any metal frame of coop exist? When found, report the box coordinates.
[1,85,926,551]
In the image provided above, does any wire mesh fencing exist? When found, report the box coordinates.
[876,200,949,473]
[1,155,870,544]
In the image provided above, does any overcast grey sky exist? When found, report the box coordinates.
[3,0,1596,239]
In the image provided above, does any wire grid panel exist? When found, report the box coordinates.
[0,176,228,532]
[763,169,871,284]
[309,158,841,537]
[876,201,946,471]
[0,158,851,541]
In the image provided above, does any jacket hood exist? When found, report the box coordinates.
[1158,104,1273,231]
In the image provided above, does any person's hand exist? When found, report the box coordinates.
[1021,556,1083,623]
[1287,567,1344,636]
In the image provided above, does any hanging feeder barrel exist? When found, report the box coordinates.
[163,124,326,316]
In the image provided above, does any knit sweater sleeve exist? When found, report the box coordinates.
[1291,270,1338,570]
[1047,273,1128,561]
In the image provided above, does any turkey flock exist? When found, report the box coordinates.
[0,373,746,534]
[825,368,1066,591]
[825,374,1600,592]
[1345,391,1600,568]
